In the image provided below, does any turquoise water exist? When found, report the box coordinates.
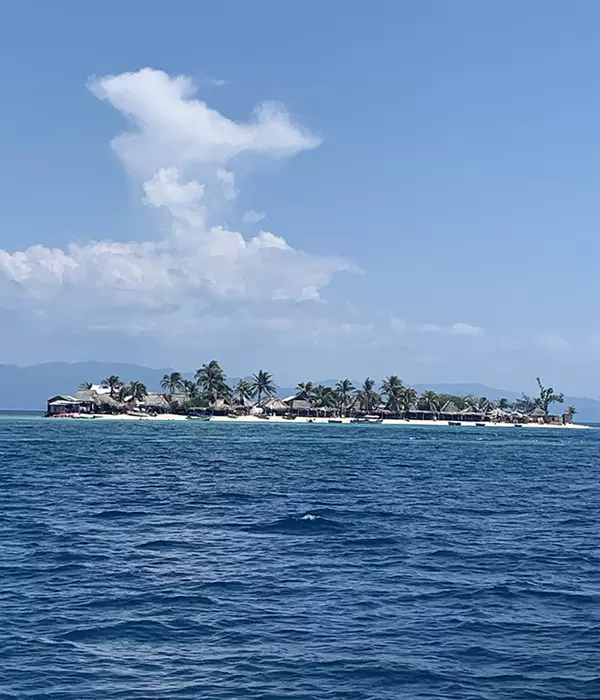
[1,420,599,698]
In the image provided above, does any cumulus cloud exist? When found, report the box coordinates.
[87,68,321,178]
[0,68,352,338]
[450,322,486,337]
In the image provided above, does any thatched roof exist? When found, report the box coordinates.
[460,406,483,416]
[142,393,170,409]
[345,395,362,411]
[93,394,120,407]
[74,390,96,402]
[440,400,461,414]
[260,397,288,412]
[530,407,546,418]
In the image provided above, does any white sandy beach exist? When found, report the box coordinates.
[67,414,590,428]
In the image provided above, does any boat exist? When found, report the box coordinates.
[186,415,209,421]
[328,418,343,424]
[351,416,383,424]
[475,422,486,427]
[448,421,462,426]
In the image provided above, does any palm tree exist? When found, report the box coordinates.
[296,381,315,402]
[358,377,379,413]
[182,379,199,400]
[334,378,354,416]
[380,375,404,414]
[496,397,510,410]
[567,405,577,416]
[312,385,336,410]
[180,379,207,409]
[102,375,123,399]
[463,395,479,410]
[436,393,452,410]
[234,379,255,406]
[251,370,275,403]
[419,390,440,413]
[127,381,148,404]
[116,385,129,404]
[160,371,184,397]
[515,393,538,414]
[402,387,417,416]
[195,360,230,404]
[78,381,93,391]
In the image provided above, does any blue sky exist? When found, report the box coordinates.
[1,1,599,394]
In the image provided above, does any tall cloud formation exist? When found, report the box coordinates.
[0,68,351,332]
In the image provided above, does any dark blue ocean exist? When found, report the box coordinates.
[2,420,600,699]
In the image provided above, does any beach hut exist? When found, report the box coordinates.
[459,405,485,423]
[530,406,547,423]
[562,410,574,425]
[73,389,122,414]
[141,393,171,412]
[46,395,80,415]
[440,400,461,420]
[92,394,121,413]
[284,397,312,416]
[259,397,288,415]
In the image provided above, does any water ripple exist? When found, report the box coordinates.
[1,420,600,699]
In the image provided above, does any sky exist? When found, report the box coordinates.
[1,0,600,394]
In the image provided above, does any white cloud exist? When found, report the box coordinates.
[216,169,238,202]
[243,210,266,224]
[0,68,352,337]
[450,322,486,337]
[418,322,484,337]
[87,68,321,179]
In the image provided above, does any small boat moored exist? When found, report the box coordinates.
[351,415,383,424]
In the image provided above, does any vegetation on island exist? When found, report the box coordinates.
[71,362,571,422]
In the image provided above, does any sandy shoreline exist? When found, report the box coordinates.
[62,414,591,429]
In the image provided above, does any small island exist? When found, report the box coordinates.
[45,363,584,428]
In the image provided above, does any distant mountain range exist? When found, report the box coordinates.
[1,362,598,422]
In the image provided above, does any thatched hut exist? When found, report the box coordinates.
[459,406,485,423]
[530,406,547,423]
[259,397,289,415]
[284,397,312,416]
[440,400,461,420]
[139,393,171,413]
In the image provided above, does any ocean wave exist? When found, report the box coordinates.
[246,513,346,535]
[2,420,600,699]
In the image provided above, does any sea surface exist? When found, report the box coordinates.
[1,420,600,699]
